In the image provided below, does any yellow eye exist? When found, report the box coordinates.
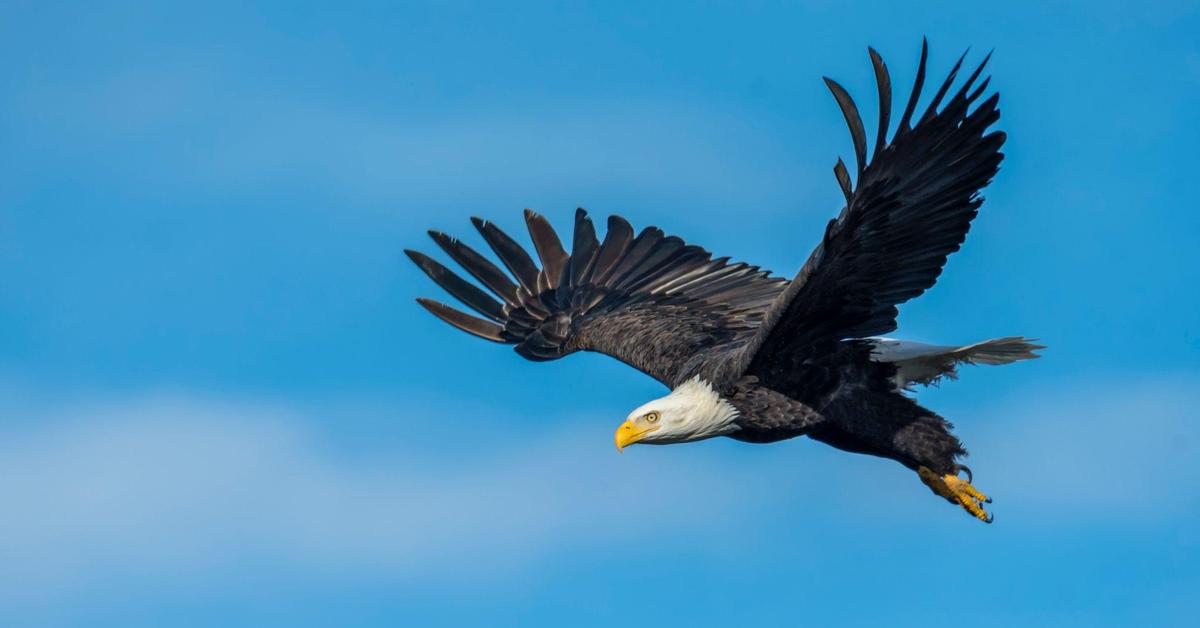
[644,412,659,423]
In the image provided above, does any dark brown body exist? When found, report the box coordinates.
[725,341,964,475]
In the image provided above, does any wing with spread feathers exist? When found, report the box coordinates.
[740,41,1007,380]
[407,209,785,386]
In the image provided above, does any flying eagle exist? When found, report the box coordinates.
[406,42,1042,523]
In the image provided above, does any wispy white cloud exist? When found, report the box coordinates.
[196,102,806,207]
[968,374,1200,520]
[846,374,1200,525]
[0,394,764,603]
[12,60,808,210]
[0,375,1195,605]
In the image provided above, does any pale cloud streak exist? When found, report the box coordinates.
[969,374,1200,520]
[12,60,807,209]
[0,375,1195,604]
[0,394,762,603]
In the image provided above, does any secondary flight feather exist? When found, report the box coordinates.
[406,41,1042,523]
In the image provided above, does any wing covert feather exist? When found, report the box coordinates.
[738,41,1006,380]
[409,210,786,386]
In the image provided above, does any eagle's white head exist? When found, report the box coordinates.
[614,376,740,450]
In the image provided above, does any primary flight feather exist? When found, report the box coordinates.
[406,41,1042,523]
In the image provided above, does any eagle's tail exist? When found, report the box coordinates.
[954,336,1045,365]
[870,336,1044,389]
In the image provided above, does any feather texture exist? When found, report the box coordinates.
[736,42,1007,388]
[406,43,1041,520]
[870,336,1044,389]
[409,210,786,385]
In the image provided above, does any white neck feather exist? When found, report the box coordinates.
[661,376,741,441]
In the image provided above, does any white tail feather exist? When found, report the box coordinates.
[870,336,1044,389]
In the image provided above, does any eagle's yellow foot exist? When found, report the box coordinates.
[918,466,993,523]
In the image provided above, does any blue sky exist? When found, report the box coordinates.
[1,1,1198,626]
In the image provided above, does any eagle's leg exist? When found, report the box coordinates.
[810,387,995,523]
[918,466,993,523]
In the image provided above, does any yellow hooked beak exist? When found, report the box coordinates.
[614,419,658,452]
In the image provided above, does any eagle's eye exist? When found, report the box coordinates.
[644,411,660,423]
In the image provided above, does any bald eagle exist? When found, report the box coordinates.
[406,42,1042,523]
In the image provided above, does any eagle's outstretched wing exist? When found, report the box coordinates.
[740,41,1006,378]
[407,209,786,386]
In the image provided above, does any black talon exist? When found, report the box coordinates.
[984,513,994,524]
[957,464,973,483]
[985,496,993,504]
